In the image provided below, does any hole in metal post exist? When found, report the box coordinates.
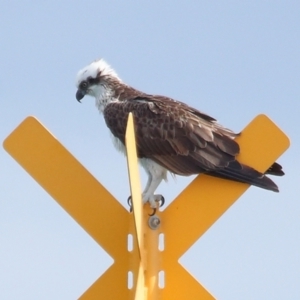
[158,233,164,251]
[128,271,133,289]
[158,270,165,288]
[127,234,133,251]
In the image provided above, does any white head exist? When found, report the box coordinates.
[75,59,121,105]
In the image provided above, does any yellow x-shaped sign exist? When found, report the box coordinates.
[3,114,289,299]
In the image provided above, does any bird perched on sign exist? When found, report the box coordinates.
[75,59,284,209]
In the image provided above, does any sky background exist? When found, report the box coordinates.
[1,1,299,299]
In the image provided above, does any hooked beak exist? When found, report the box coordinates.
[76,89,86,102]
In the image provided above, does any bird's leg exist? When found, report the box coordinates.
[142,173,165,215]
[127,194,164,215]
[127,196,164,215]
[128,159,167,215]
[142,172,152,198]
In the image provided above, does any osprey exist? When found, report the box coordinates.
[75,59,284,209]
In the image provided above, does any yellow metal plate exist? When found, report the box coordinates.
[3,116,132,299]
[3,114,289,300]
[160,114,289,299]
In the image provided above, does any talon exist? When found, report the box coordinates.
[159,196,165,207]
[149,207,156,216]
[127,196,133,212]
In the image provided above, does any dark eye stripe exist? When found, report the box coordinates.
[80,81,88,89]
[87,76,100,85]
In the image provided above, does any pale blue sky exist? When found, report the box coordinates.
[1,1,299,299]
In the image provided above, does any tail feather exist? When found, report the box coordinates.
[208,161,279,192]
[266,162,284,176]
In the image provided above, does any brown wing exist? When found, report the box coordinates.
[104,94,240,176]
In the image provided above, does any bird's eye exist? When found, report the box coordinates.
[80,81,88,89]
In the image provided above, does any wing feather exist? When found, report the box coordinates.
[104,94,240,176]
[102,91,280,192]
